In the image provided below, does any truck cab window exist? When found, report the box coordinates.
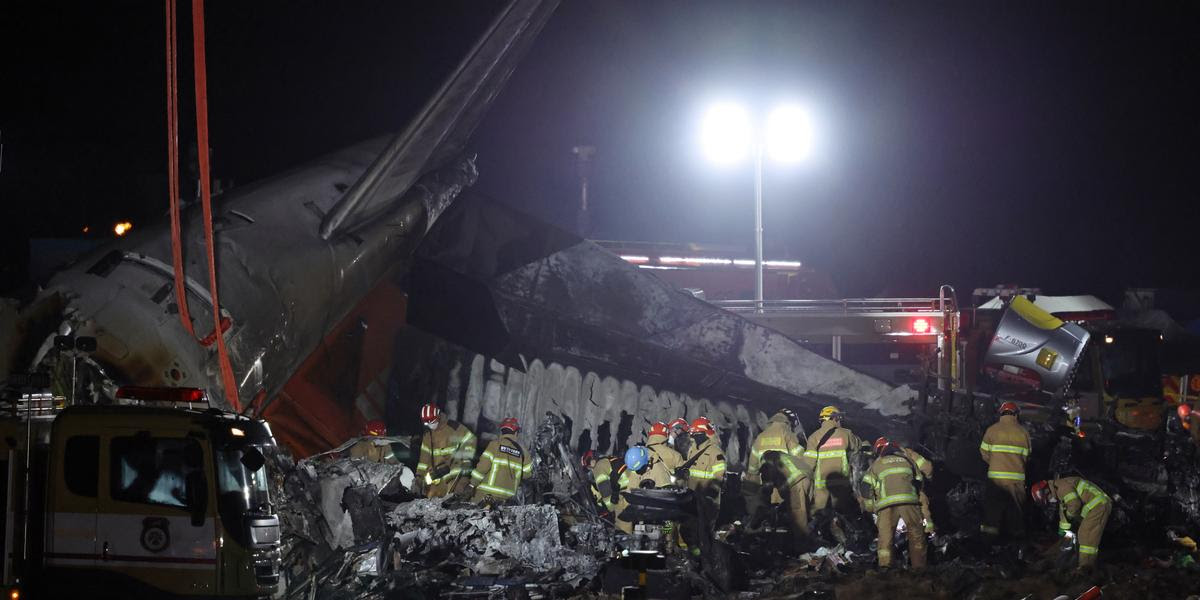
[64,435,99,497]
[110,436,205,509]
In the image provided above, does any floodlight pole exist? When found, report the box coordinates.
[753,142,764,313]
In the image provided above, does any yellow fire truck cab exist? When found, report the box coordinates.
[1,387,281,598]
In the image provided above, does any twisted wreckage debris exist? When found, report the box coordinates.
[272,415,617,599]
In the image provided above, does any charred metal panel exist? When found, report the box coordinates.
[408,194,913,419]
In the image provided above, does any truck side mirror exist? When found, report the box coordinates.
[186,471,208,527]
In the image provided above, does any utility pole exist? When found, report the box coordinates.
[572,145,595,237]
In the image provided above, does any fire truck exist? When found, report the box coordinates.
[0,384,281,599]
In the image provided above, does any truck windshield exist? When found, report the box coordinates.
[216,446,271,515]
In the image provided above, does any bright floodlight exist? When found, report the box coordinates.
[765,104,812,163]
[701,103,752,164]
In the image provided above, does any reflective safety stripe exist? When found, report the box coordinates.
[477,483,516,498]
[979,442,1029,456]
[878,467,914,479]
[875,493,918,509]
[1059,520,1072,531]
[1075,480,1110,518]
[1062,491,1079,504]
[987,470,1025,481]
[1079,545,1099,555]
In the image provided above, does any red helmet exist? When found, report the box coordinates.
[499,417,520,433]
[420,403,441,424]
[1180,404,1193,429]
[689,417,715,436]
[999,401,1020,416]
[873,436,891,455]
[648,421,670,438]
[668,418,689,432]
[364,420,387,436]
[580,449,595,469]
[1031,480,1052,504]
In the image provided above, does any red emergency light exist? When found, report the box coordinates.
[911,318,931,334]
[115,386,207,404]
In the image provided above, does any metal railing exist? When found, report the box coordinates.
[711,297,954,315]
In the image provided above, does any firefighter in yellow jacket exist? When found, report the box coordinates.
[744,408,806,520]
[646,421,684,472]
[899,443,935,534]
[979,401,1031,539]
[415,403,477,498]
[684,417,727,498]
[1031,477,1112,568]
[466,417,531,504]
[615,444,677,533]
[582,450,622,514]
[804,406,867,513]
[862,437,927,570]
[349,420,399,464]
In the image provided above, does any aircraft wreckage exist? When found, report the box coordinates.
[2,0,1199,597]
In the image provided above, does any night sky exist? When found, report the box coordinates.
[2,2,1197,301]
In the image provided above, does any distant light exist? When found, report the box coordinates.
[81,226,90,234]
[659,256,733,266]
[912,318,931,334]
[763,260,803,268]
[765,104,812,163]
[231,427,245,437]
[701,103,752,164]
[619,255,650,264]
[114,221,133,236]
[1104,335,1115,344]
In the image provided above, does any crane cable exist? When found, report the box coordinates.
[166,0,241,411]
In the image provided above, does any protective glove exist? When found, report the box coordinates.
[432,464,451,480]
[1062,530,1076,540]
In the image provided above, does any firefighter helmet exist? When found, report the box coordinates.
[580,449,595,469]
[648,421,670,438]
[499,417,520,433]
[999,401,1020,416]
[419,403,441,424]
[689,416,715,436]
[1030,480,1052,505]
[364,420,387,436]
[873,436,891,455]
[668,417,689,432]
[625,445,651,472]
[779,407,800,428]
[819,406,841,421]
[1179,403,1193,421]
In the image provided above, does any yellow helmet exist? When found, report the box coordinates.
[819,406,841,421]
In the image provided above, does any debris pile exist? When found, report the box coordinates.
[271,434,612,599]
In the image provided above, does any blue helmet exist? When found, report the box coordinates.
[624,445,651,472]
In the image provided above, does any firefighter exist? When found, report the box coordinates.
[743,408,806,520]
[668,417,692,458]
[760,449,813,545]
[684,417,727,497]
[466,417,531,505]
[646,421,684,473]
[583,450,623,514]
[862,437,927,570]
[897,442,935,535]
[979,401,1031,540]
[1031,478,1111,569]
[615,444,677,533]
[415,403,477,498]
[349,419,399,464]
[804,405,867,513]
